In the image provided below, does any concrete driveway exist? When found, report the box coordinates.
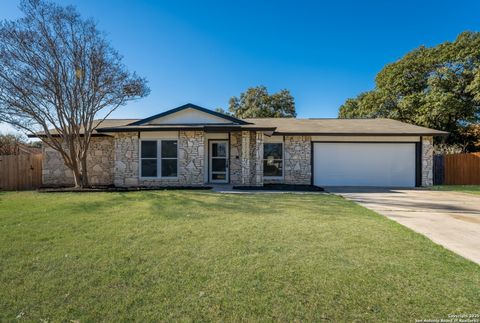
[326,187,480,265]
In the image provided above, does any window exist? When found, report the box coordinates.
[161,140,178,177]
[263,143,283,177]
[140,140,178,178]
[141,141,157,177]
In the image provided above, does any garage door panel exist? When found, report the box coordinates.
[313,143,416,187]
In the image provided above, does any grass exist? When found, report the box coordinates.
[432,185,480,195]
[0,191,478,322]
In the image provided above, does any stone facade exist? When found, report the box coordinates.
[114,130,205,187]
[231,131,264,186]
[229,131,242,185]
[42,131,434,188]
[229,133,313,186]
[422,136,434,186]
[178,130,204,185]
[88,137,115,185]
[42,144,74,186]
[42,136,114,186]
[284,136,311,185]
[253,131,264,186]
[114,133,139,187]
[240,130,251,185]
[263,135,312,185]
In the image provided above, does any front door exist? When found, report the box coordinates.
[209,140,229,183]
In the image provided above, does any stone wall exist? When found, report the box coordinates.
[178,130,204,185]
[115,130,204,187]
[422,136,433,186]
[42,136,114,186]
[284,136,312,185]
[232,131,264,186]
[245,131,263,186]
[42,131,433,188]
[42,143,74,186]
[263,135,312,185]
[114,133,139,187]
[240,131,251,185]
[253,131,264,186]
[88,137,115,185]
[229,131,242,185]
[47,131,437,188]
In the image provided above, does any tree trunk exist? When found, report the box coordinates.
[72,166,82,188]
[80,156,89,188]
[68,159,88,188]
[67,138,83,188]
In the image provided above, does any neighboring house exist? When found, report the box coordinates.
[38,103,447,188]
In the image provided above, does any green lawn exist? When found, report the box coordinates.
[0,191,478,322]
[432,185,480,195]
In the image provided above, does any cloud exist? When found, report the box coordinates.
[0,123,39,142]
[0,122,17,134]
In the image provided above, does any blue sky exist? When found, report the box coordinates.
[1,0,480,134]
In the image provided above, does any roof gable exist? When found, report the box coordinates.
[129,103,248,126]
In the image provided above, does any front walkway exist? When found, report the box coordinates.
[327,187,480,265]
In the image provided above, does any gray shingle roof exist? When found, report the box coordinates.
[33,117,448,137]
[241,118,448,136]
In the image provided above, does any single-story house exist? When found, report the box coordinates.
[39,103,448,188]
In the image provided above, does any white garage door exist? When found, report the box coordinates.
[313,142,416,187]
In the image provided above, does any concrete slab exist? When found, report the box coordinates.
[326,187,480,265]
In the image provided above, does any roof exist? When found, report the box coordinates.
[94,117,447,136]
[31,104,449,137]
[128,103,249,126]
[30,119,139,136]
[242,118,448,136]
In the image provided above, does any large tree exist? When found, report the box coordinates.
[228,86,296,118]
[339,32,480,150]
[0,0,149,187]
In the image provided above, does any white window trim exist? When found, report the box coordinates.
[209,140,229,183]
[263,141,284,179]
[139,139,179,179]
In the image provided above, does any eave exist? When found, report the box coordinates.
[96,125,277,133]
[272,131,449,137]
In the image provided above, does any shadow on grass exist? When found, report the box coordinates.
[56,190,358,222]
[145,192,263,220]
[60,190,253,220]
[143,191,355,221]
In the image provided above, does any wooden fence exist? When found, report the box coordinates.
[434,152,480,185]
[0,154,43,190]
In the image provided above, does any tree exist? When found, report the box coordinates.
[0,132,40,155]
[214,107,231,116]
[0,133,27,155]
[228,86,296,118]
[0,0,149,187]
[338,32,480,150]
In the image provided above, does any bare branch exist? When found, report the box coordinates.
[0,0,149,187]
